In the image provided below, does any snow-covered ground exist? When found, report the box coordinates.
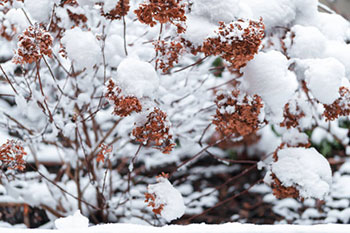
[1,223,350,233]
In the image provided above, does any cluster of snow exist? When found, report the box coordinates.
[55,211,89,230]
[146,177,186,222]
[241,51,298,123]
[271,147,332,199]
[61,27,102,71]
[115,57,160,99]
[303,58,344,104]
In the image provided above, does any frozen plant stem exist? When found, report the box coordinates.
[123,15,128,56]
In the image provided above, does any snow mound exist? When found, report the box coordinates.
[61,27,101,71]
[285,25,326,59]
[272,147,332,199]
[304,58,344,104]
[54,211,89,230]
[147,177,185,222]
[116,58,159,99]
[282,128,309,146]
[191,0,252,23]
[24,0,54,22]
[242,51,298,123]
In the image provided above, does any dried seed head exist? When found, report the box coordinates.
[134,0,187,33]
[105,79,142,117]
[132,108,175,154]
[202,19,265,70]
[323,87,350,121]
[101,0,130,20]
[0,140,27,171]
[13,24,53,64]
[213,89,264,137]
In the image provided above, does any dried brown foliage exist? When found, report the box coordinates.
[105,79,142,117]
[144,192,164,215]
[213,90,263,137]
[280,102,306,129]
[323,87,350,121]
[134,0,186,33]
[270,173,300,199]
[96,144,113,163]
[0,140,26,171]
[0,25,16,41]
[201,19,265,70]
[101,0,130,20]
[154,39,184,72]
[13,25,53,64]
[132,108,175,154]
[67,9,88,26]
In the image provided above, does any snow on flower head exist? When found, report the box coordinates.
[242,51,298,123]
[145,174,185,222]
[191,0,252,24]
[303,58,345,105]
[24,0,54,23]
[270,147,332,200]
[285,25,327,59]
[54,211,89,230]
[61,27,101,71]
[116,57,159,99]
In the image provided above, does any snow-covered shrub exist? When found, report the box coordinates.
[0,0,349,228]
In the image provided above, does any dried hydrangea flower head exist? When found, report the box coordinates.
[13,24,53,64]
[132,108,175,154]
[154,39,184,73]
[269,146,332,200]
[323,87,350,121]
[144,174,185,221]
[0,140,27,171]
[280,101,306,129]
[105,79,142,117]
[96,144,113,163]
[134,0,187,33]
[213,89,264,137]
[101,0,130,20]
[202,19,265,70]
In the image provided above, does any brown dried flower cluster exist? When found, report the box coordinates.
[144,192,164,215]
[0,0,23,6]
[201,19,265,70]
[323,87,350,121]
[13,25,53,64]
[270,173,300,199]
[213,90,263,137]
[132,108,175,154]
[105,79,142,117]
[0,24,16,41]
[96,144,113,163]
[134,0,186,33]
[67,9,88,26]
[280,102,306,129]
[154,39,184,72]
[0,140,27,171]
[101,0,130,20]
[154,19,265,73]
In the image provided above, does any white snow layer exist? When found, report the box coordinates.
[24,0,55,22]
[147,177,185,222]
[191,0,252,23]
[54,211,89,230]
[286,25,327,59]
[2,223,350,233]
[116,57,159,98]
[271,147,332,199]
[304,58,344,104]
[242,51,298,123]
[61,27,101,71]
